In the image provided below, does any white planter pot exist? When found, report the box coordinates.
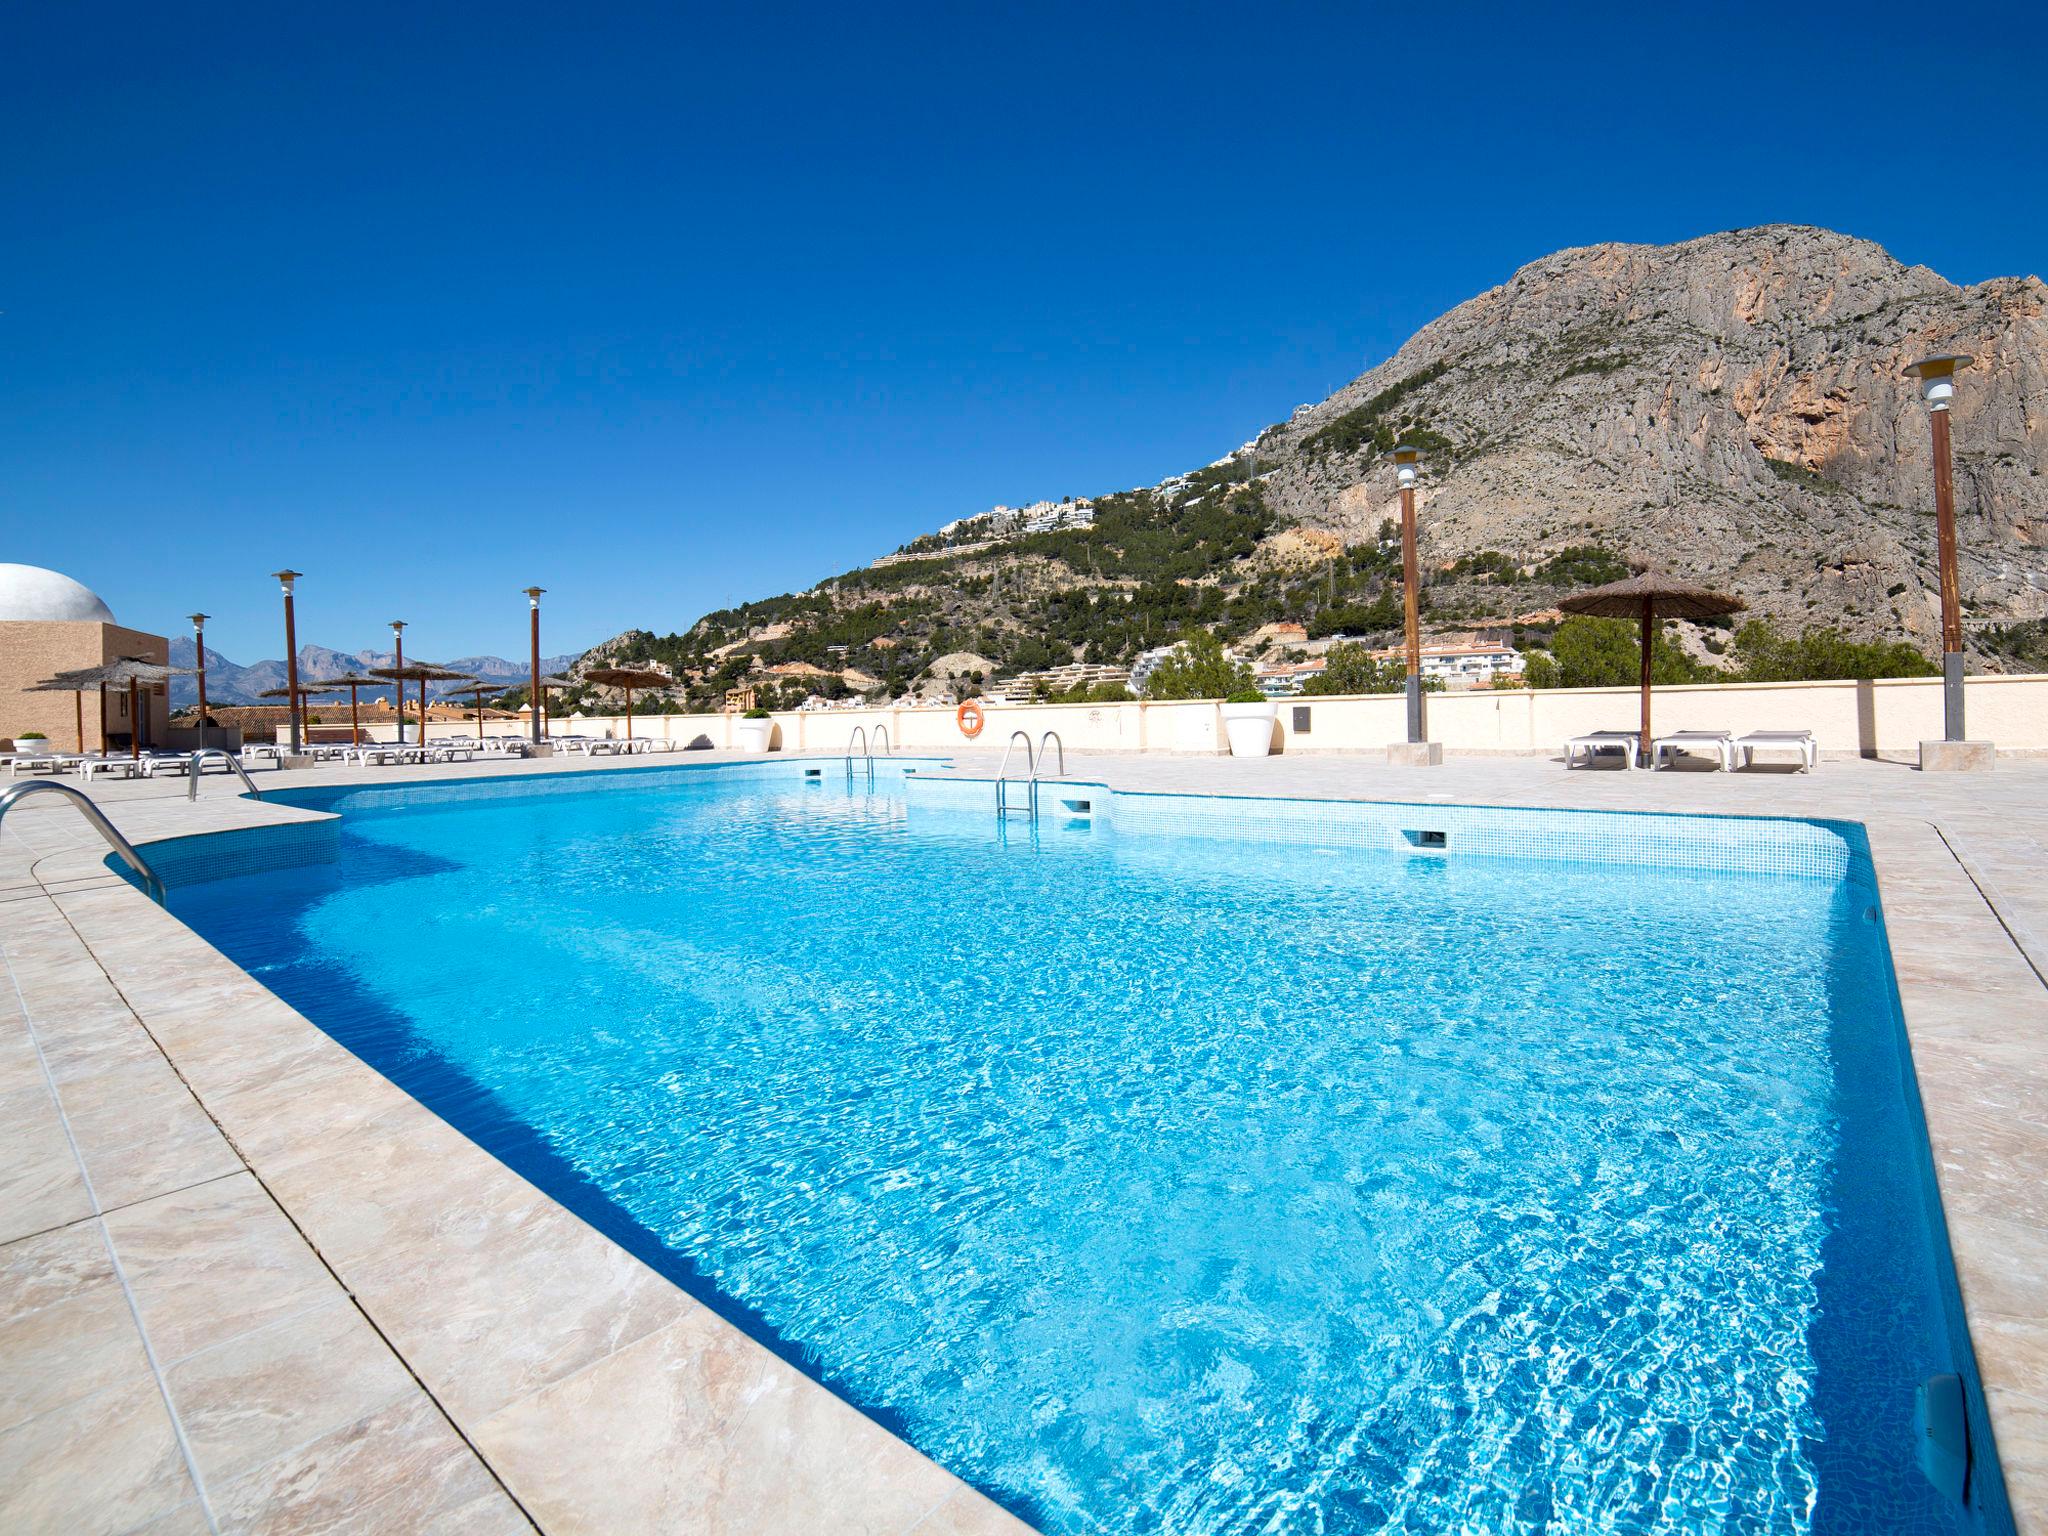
[1221,700,1278,757]
[734,719,775,752]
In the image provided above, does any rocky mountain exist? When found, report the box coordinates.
[583,226,2048,708]
[1261,224,2046,651]
[166,638,579,708]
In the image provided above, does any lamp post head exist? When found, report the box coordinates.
[524,586,545,607]
[188,612,209,629]
[1905,354,1973,412]
[1389,443,1424,489]
[390,619,407,635]
[271,569,301,594]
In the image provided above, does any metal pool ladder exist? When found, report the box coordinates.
[995,730,1036,820]
[995,730,1067,825]
[1034,730,1064,782]
[0,780,166,905]
[185,748,263,802]
[845,726,879,789]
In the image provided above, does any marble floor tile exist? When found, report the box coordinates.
[0,1087,96,1244]
[210,1393,528,1536]
[343,1189,691,1425]
[103,1172,340,1362]
[0,1222,149,1432]
[166,1294,415,1486]
[0,1376,195,1534]
[475,1307,949,1536]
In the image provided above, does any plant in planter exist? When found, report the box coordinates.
[18,730,49,741]
[734,707,776,752]
[1220,685,1279,757]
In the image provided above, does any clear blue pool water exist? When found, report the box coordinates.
[168,763,1994,1534]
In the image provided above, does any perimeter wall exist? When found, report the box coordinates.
[398,673,2048,758]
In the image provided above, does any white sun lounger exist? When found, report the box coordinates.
[1735,730,1818,772]
[1563,730,1640,768]
[80,755,144,782]
[1651,731,1735,771]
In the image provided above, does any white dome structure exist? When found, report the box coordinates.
[0,564,117,624]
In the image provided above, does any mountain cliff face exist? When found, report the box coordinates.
[1261,224,2046,649]
[591,226,2047,704]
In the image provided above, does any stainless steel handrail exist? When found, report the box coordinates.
[845,726,870,788]
[1033,730,1065,780]
[871,724,891,756]
[995,730,1036,819]
[0,780,166,905]
[186,748,263,802]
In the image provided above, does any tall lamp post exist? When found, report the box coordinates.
[524,587,546,745]
[1387,444,1441,765]
[389,620,407,740]
[188,612,211,737]
[1904,355,1990,770]
[272,572,303,754]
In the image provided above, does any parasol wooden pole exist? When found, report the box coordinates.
[74,691,84,753]
[624,687,634,741]
[98,682,107,755]
[1639,594,1654,766]
[128,677,140,758]
[476,690,485,742]
[349,684,360,745]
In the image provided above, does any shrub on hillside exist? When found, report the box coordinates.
[1520,616,1707,690]
[1300,642,1439,696]
[1143,630,1255,700]
[1730,621,1937,681]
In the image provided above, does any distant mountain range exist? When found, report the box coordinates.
[589,224,2047,711]
[165,638,581,708]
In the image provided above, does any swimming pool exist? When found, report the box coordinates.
[162,761,2004,1533]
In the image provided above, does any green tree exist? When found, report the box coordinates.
[1299,641,1441,696]
[1524,616,1705,689]
[1731,621,1938,681]
[1042,679,1134,703]
[1143,630,1255,700]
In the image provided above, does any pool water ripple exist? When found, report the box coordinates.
[170,770,1983,1534]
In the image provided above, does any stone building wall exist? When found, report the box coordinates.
[0,621,170,751]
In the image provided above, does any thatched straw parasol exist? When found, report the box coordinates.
[31,657,192,758]
[26,667,97,752]
[438,677,508,740]
[1558,572,1746,760]
[532,674,578,736]
[582,665,674,742]
[304,672,386,745]
[370,662,472,745]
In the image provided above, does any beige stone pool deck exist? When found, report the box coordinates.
[2,747,2043,1533]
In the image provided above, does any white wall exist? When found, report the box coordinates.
[520,674,2048,758]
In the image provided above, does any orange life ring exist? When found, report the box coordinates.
[957,700,985,738]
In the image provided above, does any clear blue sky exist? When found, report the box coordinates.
[4,1,2041,664]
